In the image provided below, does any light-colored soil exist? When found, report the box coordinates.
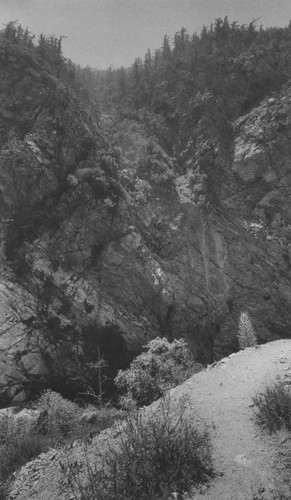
[8,339,291,500]
[169,338,291,500]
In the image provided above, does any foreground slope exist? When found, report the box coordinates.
[8,339,291,499]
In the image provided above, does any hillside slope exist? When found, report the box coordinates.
[8,339,291,500]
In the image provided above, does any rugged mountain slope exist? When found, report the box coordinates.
[104,84,291,362]
[1,25,291,404]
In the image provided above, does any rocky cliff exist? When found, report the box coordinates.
[1,27,291,405]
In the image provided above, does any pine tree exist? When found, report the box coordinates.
[237,312,257,349]
[162,35,171,60]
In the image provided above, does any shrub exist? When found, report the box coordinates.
[0,411,33,446]
[252,382,291,433]
[115,337,203,408]
[0,391,125,489]
[60,396,213,500]
[0,409,53,483]
[36,389,81,437]
[237,312,257,350]
[0,434,51,482]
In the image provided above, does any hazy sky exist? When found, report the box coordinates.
[1,0,291,69]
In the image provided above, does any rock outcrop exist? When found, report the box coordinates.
[1,33,291,404]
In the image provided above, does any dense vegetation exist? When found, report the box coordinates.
[115,337,203,407]
[86,18,291,208]
[93,18,291,120]
[5,18,291,147]
[0,21,100,114]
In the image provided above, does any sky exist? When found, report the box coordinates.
[1,0,291,69]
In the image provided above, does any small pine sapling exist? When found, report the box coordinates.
[237,312,257,350]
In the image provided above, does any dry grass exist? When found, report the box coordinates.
[252,382,291,433]
[60,396,214,500]
[0,390,125,494]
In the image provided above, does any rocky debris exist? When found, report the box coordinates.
[9,448,64,500]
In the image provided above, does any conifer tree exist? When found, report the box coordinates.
[237,312,258,350]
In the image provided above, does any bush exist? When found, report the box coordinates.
[237,312,257,350]
[0,434,51,482]
[0,392,78,482]
[36,390,81,437]
[252,382,291,433]
[115,337,203,407]
[61,396,213,500]
[0,390,124,489]
[0,409,53,483]
[0,411,33,446]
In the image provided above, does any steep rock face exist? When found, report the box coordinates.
[0,39,128,403]
[0,276,49,403]
[1,37,291,403]
[101,89,291,361]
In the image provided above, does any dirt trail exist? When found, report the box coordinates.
[169,339,291,500]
